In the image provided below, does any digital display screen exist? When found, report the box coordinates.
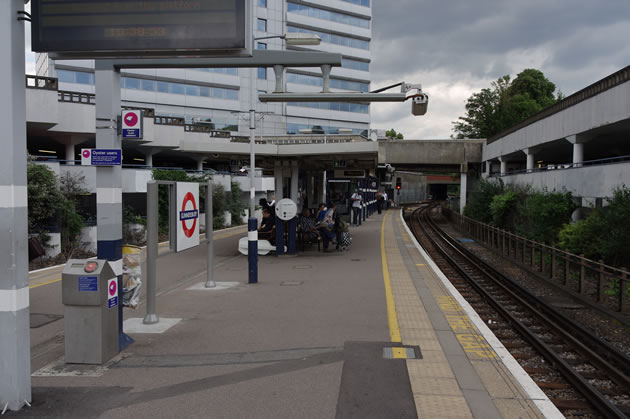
[31,0,247,55]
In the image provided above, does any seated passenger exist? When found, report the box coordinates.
[299,208,319,242]
[258,208,275,243]
[315,203,327,223]
[317,202,337,252]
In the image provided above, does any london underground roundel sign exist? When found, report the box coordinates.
[180,192,198,238]
[175,182,200,252]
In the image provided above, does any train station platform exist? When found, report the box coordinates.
[17,210,560,418]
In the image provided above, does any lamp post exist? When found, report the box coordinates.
[245,33,321,284]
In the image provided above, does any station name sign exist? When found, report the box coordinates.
[31,0,248,58]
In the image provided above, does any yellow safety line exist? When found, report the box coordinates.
[28,228,246,289]
[30,277,62,289]
[380,210,402,343]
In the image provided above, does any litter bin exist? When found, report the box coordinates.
[62,259,119,364]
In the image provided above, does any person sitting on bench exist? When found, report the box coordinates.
[258,208,275,243]
[299,208,319,243]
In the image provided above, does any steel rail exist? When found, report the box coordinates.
[410,204,628,418]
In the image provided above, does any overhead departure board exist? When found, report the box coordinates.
[31,0,249,57]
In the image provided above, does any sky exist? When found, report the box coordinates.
[24,1,630,140]
[370,0,630,139]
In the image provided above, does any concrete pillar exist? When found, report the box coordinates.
[95,61,130,349]
[290,161,299,204]
[307,172,314,209]
[196,158,204,171]
[274,160,283,201]
[572,143,584,167]
[0,0,31,411]
[59,135,88,165]
[322,170,327,204]
[65,142,75,165]
[144,153,153,167]
[460,164,467,214]
[499,157,507,176]
[524,148,535,172]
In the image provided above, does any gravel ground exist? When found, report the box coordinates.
[436,218,630,359]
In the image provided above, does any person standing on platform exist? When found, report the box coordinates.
[351,188,363,226]
[376,190,383,214]
[383,191,388,210]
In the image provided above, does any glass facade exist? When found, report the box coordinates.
[341,57,369,72]
[57,69,238,100]
[287,2,369,28]
[287,123,364,135]
[257,18,267,32]
[341,0,369,6]
[287,73,369,92]
[288,101,369,113]
[287,26,369,50]
[194,68,238,76]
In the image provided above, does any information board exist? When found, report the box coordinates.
[81,149,122,166]
[175,182,200,252]
[31,0,249,58]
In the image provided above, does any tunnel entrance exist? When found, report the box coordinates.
[428,184,448,200]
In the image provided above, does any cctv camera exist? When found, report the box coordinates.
[411,95,428,116]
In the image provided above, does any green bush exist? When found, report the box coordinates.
[27,164,63,243]
[557,218,601,259]
[489,188,520,228]
[212,184,226,229]
[518,189,576,243]
[464,178,504,223]
[592,187,630,267]
[230,181,244,225]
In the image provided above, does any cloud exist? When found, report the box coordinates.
[370,0,630,138]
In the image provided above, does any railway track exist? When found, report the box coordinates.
[405,203,630,418]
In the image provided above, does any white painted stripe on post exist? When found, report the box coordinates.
[0,185,27,208]
[248,231,258,241]
[96,187,122,204]
[250,187,255,199]
[0,287,29,312]
[108,259,123,276]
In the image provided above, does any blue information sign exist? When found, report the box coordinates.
[81,149,122,166]
[78,276,98,292]
[108,296,118,309]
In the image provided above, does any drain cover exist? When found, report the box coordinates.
[383,346,422,359]
[281,281,303,286]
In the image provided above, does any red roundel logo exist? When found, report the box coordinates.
[180,192,198,238]
[82,150,91,158]
[124,112,138,127]
[109,280,117,297]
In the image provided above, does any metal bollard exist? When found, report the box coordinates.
[248,218,258,284]
[204,182,215,288]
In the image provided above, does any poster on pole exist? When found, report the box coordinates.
[175,182,200,252]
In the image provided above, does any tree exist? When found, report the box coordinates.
[453,69,560,139]
[385,128,404,139]
[27,163,63,242]
[58,171,87,256]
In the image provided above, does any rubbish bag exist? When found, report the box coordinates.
[122,245,144,309]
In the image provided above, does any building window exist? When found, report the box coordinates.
[341,0,369,6]
[342,57,369,72]
[287,101,369,114]
[257,18,267,32]
[287,2,370,29]
[287,26,369,50]
[257,42,267,50]
[287,72,369,92]
[258,68,267,80]
[257,0,267,7]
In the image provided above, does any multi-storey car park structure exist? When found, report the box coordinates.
[35,0,373,170]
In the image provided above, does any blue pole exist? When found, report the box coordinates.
[248,217,258,284]
[275,218,285,255]
[287,217,297,255]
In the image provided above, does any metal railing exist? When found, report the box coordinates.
[487,65,630,144]
[490,154,630,177]
[444,208,630,313]
[58,90,96,104]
